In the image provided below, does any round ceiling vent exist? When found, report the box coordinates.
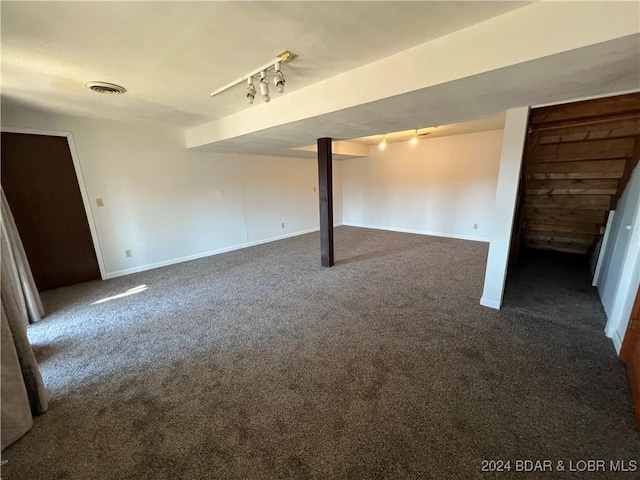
[85,82,126,95]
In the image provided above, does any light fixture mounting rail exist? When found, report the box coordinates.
[210,50,294,98]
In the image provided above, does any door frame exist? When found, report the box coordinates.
[620,285,640,426]
[1,127,106,280]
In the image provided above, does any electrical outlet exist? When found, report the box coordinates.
[473,224,478,230]
[125,250,132,258]
[96,198,104,207]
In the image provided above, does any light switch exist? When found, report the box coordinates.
[96,198,104,207]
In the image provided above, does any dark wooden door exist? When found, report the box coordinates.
[1,132,101,291]
[620,285,640,427]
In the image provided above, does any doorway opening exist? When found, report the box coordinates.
[505,92,640,422]
[1,131,104,291]
[509,93,639,288]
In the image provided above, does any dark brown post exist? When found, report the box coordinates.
[317,137,334,267]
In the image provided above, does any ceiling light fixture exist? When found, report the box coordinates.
[411,129,419,145]
[210,50,294,105]
[85,81,126,95]
[379,136,387,149]
[259,71,270,103]
[246,78,256,105]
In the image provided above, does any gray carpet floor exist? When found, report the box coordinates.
[2,226,638,479]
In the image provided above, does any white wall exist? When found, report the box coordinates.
[342,129,503,241]
[480,107,530,309]
[600,165,640,352]
[2,106,342,278]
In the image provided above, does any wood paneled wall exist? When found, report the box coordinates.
[519,93,640,255]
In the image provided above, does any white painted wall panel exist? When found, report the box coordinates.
[599,166,640,314]
[600,165,640,351]
[342,129,503,242]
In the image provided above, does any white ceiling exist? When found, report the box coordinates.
[187,31,640,158]
[2,1,638,160]
[289,115,507,159]
[347,116,506,145]
[1,1,529,128]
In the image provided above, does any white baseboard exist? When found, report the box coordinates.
[343,222,490,243]
[605,326,623,354]
[103,224,343,279]
[480,297,501,309]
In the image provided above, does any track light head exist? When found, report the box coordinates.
[274,62,286,94]
[273,71,285,94]
[246,78,256,105]
[260,71,270,102]
[379,137,387,149]
[411,130,418,144]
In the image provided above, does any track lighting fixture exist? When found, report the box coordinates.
[209,50,294,105]
[411,129,419,145]
[379,137,387,149]
[259,71,270,103]
[246,78,256,105]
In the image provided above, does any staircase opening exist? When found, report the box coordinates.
[509,92,640,277]
[504,93,640,424]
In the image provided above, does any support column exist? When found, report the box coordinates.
[317,137,334,267]
[480,106,530,309]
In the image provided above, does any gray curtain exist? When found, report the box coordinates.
[1,187,44,325]
[1,187,48,451]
